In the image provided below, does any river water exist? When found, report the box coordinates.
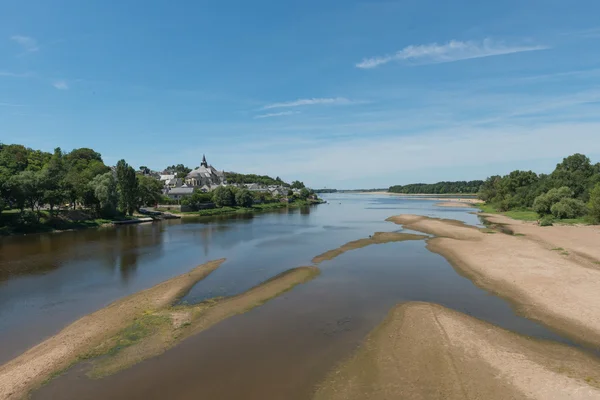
[0,194,580,399]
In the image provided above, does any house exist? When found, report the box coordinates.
[164,185,194,201]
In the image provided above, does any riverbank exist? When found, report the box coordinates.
[174,198,324,218]
[314,302,600,400]
[358,192,483,202]
[387,214,600,347]
[0,259,225,399]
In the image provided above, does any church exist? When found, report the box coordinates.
[185,155,226,190]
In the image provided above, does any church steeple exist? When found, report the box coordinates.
[201,154,208,168]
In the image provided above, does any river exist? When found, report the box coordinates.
[0,194,578,399]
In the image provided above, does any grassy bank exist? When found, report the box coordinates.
[177,199,323,217]
[477,203,591,225]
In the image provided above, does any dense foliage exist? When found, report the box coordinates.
[478,154,600,222]
[224,172,290,187]
[0,143,163,226]
[389,181,483,194]
[165,164,192,179]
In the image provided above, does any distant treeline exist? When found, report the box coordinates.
[478,153,600,224]
[314,189,338,194]
[389,181,484,194]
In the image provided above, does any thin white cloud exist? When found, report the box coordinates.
[53,80,69,90]
[356,38,548,69]
[0,102,25,107]
[0,70,32,78]
[254,111,299,119]
[10,35,39,53]
[263,97,352,110]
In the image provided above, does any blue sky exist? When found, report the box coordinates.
[2,0,600,189]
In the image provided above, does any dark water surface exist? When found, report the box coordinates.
[1,194,579,399]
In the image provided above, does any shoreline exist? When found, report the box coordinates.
[356,191,483,202]
[0,259,225,399]
[314,302,600,399]
[387,214,600,348]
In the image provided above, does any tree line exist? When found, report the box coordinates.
[0,144,163,223]
[389,181,484,194]
[224,172,291,187]
[478,153,600,224]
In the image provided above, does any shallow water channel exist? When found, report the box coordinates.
[0,194,583,399]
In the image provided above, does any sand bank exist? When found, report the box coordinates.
[85,266,320,378]
[358,192,483,203]
[312,232,427,264]
[314,302,600,400]
[435,201,478,208]
[0,259,225,399]
[387,215,600,347]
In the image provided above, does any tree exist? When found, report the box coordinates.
[291,180,305,189]
[550,153,594,200]
[166,164,192,179]
[533,187,573,216]
[589,183,600,223]
[299,188,310,200]
[12,170,45,218]
[137,174,163,207]
[212,186,235,207]
[550,198,587,219]
[235,189,254,208]
[88,172,118,217]
[116,160,139,215]
[63,148,109,208]
[42,148,66,214]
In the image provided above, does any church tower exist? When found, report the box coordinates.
[201,154,208,168]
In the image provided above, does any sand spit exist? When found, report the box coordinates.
[387,214,600,347]
[312,232,428,264]
[314,302,600,400]
[85,266,320,378]
[436,201,477,208]
[0,260,225,399]
[481,213,600,264]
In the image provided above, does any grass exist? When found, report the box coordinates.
[478,203,594,225]
[551,247,565,251]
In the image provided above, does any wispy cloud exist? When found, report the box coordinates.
[254,111,299,119]
[53,80,69,90]
[356,39,548,69]
[10,35,39,53]
[0,102,25,107]
[0,70,32,78]
[263,97,352,110]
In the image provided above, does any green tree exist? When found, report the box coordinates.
[291,180,305,189]
[550,153,594,200]
[166,164,192,179]
[12,170,45,218]
[550,198,587,219]
[42,148,67,214]
[212,186,235,207]
[63,148,109,208]
[116,160,139,215]
[299,188,310,200]
[533,187,573,216]
[88,172,118,217]
[235,189,254,208]
[137,174,163,207]
[589,183,600,223]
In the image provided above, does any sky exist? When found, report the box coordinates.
[2,0,600,189]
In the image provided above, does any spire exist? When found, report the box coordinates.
[201,154,208,168]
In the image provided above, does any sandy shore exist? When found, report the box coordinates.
[314,302,600,400]
[435,201,479,208]
[387,214,600,347]
[0,259,225,399]
[312,232,427,264]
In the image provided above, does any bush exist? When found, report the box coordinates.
[235,189,254,208]
[533,186,573,216]
[539,215,554,226]
[550,198,587,219]
[212,186,235,207]
[588,183,600,223]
